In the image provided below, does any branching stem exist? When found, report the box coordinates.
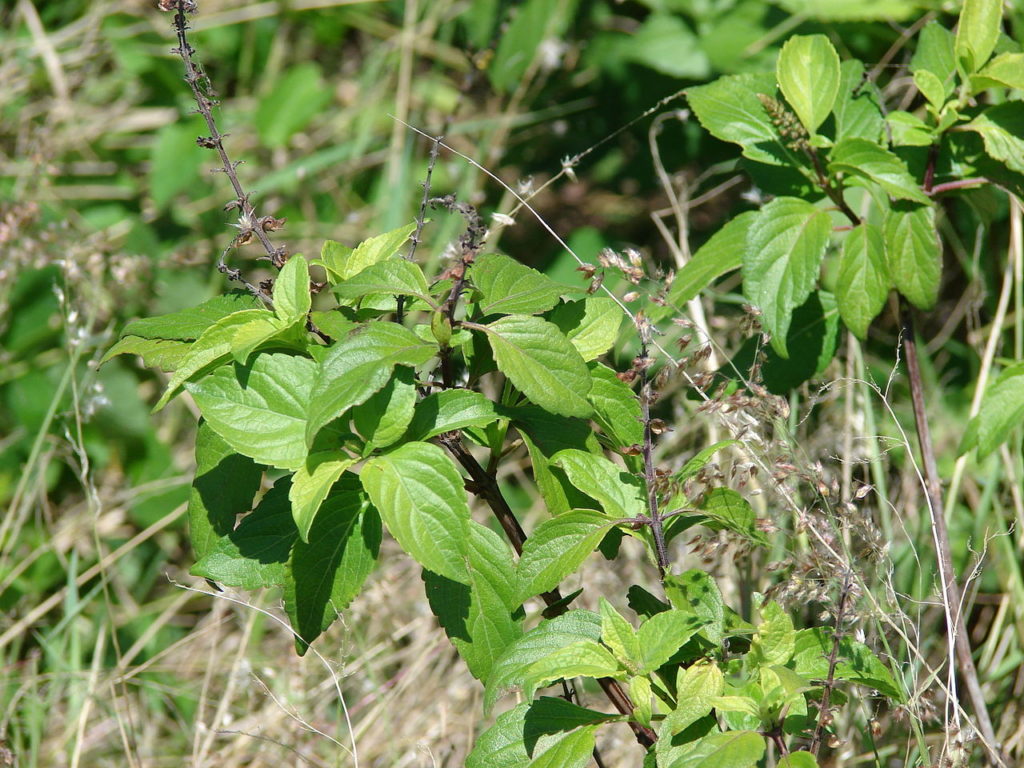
[437,431,657,747]
[809,569,852,757]
[170,2,282,266]
[169,1,329,341]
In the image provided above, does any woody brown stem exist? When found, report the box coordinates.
[437,431,656,747]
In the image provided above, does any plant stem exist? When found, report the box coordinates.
[437,431,657,747]
[169,1,329,342]
[802,145,859,226]
[399,135,443,324]
[640,346,669,577]
[170,2,283,266]
[928,178,990,196]
[900,303,1003,765]
[809,570,852,757]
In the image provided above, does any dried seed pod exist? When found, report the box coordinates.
[576,263,597,279]
[632,354,654,371]
[649,419,671,435]
[259,215,287,232]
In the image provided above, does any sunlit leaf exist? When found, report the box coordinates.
[360,441,470,584]
[742,197,831,357]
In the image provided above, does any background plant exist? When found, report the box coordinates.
[3,0,1024,766]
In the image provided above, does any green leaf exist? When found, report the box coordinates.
[514,408,603,514]
[351,366,417,449]
[516,509,610,603]
[524,639,624,689]
[256,63,331,148]
[549,297,622,361]
[829,138,930,203]
[313,223,417,282]
[229,316,289,366]
[663,731,765,768]
[955,0,1002,74]
[675,441,739,485]
[288,452,357,541]
[708,695,761,719]
[779,753,820,768]
[686,74,795,166]
[774,0,917,21]
[424,564,522,681]
[759,666,812,717]
[485,610,602,712]
[274,255,311,325]
[886,111,935,148]
[153,309,269,410]
[472,253,567,316]
[629,674,653,727]
[971,52,1024,92]
[883,203,941,311]
[792,628,904,701]
[284,476,381,652]
[186,353,316,470]
[360,441,470,584]
[310,310,356,341]
[121,292,264,342]
[488,0,574,93]
[636,610,707,673]
[599,598,641,671]
[628,586,670,621]
[668,212,756,307]
[551,449,644,517]
[587,363,644,451]
[831,60,884,143]
[960,362,1024,458]
[526,727,596,768]
[663,662,724,736]
[719,291,840,393]
[466,522,522,613]
[313,240,352,283]
[836,222,890,338]
[405,389,501,442]
[914,69,947,112]
[306,322,437,443]
[911,22,956,93]
[333,259,432,305]
[751,602,796,667]
[192,477,297,588]
[101,335,191,371]
[965,103,1024,175]
[424,521,524,679]
[467,699,611,768]
[698,488,767,547]
[665,570,725,645]
[482,316,592,418]
[612,13,709,79]
[776,34,841,134]
[742,197,831,357]
[187,420,263,561]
